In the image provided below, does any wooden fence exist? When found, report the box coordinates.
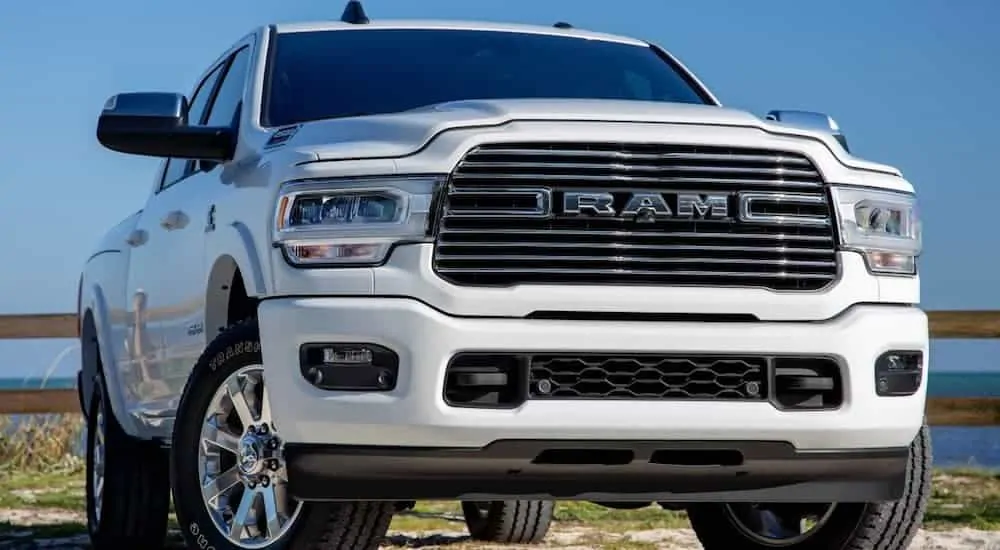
[1,311,1000,425]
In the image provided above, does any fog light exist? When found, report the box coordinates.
[874,351,923,397]
[323,346,373,365]
[299,343,398,392]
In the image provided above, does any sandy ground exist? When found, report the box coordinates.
[382,528,1000,549]
[2,509,1000,550]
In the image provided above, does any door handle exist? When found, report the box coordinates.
[126,229,148,247]
[160,210,189,231]
[205,204,216,233]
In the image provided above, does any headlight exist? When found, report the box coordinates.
[831,186,921,275]
[273,177,441,266]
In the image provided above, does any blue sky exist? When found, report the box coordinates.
[0,0,997,379]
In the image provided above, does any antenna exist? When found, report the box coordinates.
[553,21,573,29]
[341,0,370,24]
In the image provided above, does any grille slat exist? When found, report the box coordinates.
[441,228,834,242]
[459,161,822,179]
[434,268,836,280]
[452,172,823,189]
[439,242,834,254]
[466,148,816,167]
[435,255,837,268]
[434,142,838,290]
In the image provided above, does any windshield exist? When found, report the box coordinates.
[263,28,711,127]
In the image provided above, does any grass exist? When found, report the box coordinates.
[926,468,1000,530]
[2,414,999,547]
[0,414,84,472]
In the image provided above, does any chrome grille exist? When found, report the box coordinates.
[433,142,838,291]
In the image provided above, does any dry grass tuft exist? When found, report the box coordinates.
[0,414,84,473]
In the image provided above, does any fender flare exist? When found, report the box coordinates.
[82,283,142,437]
[206,221,267,296]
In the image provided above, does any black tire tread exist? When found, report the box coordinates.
[463,500,554,544]
[87,379,170,549]
[687,425,932,550]
[308,501,396,550]
[172,319,394,550]
[848,425,932,550]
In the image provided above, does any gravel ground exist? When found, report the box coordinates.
[383,528,1000,549]
[2,509,1000,550]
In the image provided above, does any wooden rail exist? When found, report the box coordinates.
[1,310,999,424]
[0,313,77,340]
[0,388,78,415]
[0,389,997,426]
[3,310,1000,340]
[928,310,1000,339]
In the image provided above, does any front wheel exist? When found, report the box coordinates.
[687,425,932,550]
[170,320,394,550]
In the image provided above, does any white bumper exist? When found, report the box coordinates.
[259,299,927,451]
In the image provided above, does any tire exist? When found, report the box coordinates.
[170,319,394,550]
[85,376,171,549]
[461,500,555,544]
[687,425,932,550]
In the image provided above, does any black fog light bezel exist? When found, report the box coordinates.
[874,350,923,397]
[299,343,399,392]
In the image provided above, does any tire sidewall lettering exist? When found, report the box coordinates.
[188,521,217,550]
[208,340,261,371]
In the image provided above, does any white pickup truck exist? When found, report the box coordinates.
[77,3,930,550]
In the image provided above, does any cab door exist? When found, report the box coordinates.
[121,57,231,422]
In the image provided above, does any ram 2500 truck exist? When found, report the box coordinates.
[78,3,929,550]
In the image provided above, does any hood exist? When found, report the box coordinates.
[275,98,900,175]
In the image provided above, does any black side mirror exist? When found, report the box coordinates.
[766,110,850,153]
[96,92,235,160]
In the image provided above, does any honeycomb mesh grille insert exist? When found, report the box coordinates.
[529,354,768,400]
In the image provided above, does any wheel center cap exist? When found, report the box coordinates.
[238,437,263,475]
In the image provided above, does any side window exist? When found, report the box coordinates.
[204,47,251,128]
[160,159,188,188]
[187,63,226,125]
[158,63,226,192]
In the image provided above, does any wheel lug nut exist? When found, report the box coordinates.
[248,480,257,489]
[247,425,256,434]
[259,424,269,434]
[269,460,279,471]
[261,476,270,487]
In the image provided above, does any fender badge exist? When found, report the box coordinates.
[264,124,301,149]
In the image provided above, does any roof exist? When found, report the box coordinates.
[272,19,648,47]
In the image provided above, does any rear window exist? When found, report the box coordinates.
[264,28,709,127]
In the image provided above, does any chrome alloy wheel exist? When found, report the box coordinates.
[90,407,107,523]
[723,503,839,547]
[198,365,302,549]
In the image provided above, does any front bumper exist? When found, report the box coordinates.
[283,440,908,502]
[259,299,928,451]
[260,298,925,502]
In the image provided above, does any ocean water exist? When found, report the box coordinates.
[3,372,999,468]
